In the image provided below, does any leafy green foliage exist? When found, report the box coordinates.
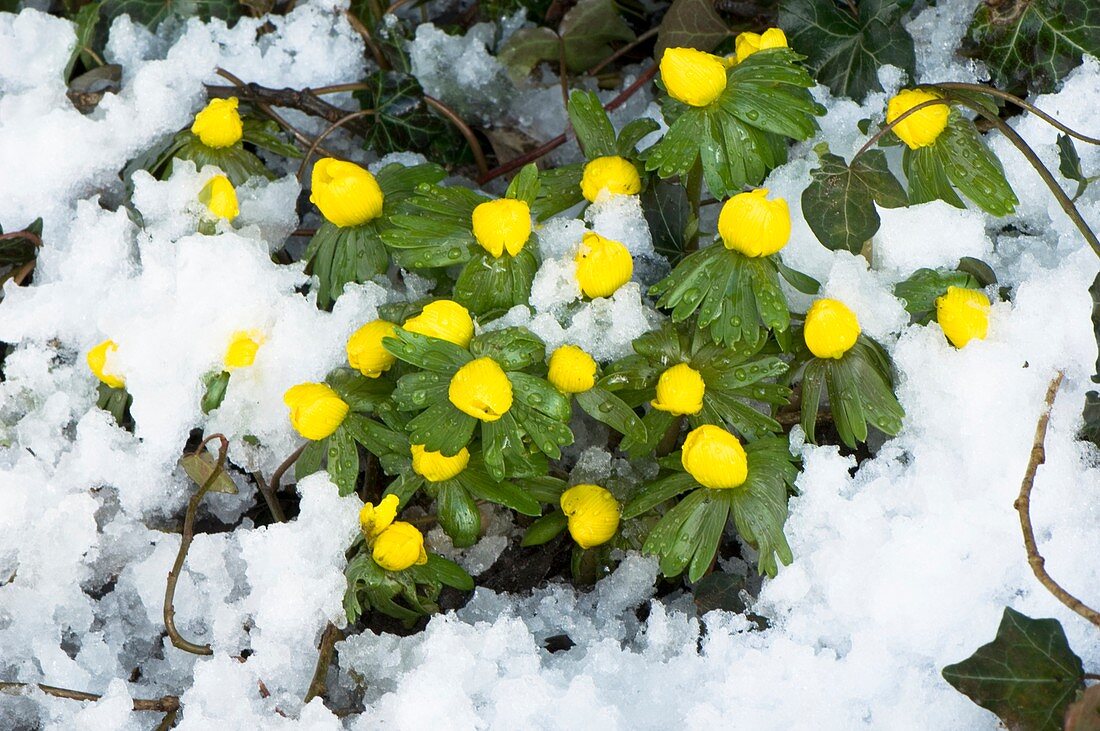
[498,0,635,80]
[0,218,42,269]
[654,0,729,58]
[894,266,983,324]
[66,1,102,80]
[354,72,469,165]
[101,0,242,30]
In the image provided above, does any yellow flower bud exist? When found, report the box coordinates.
[886,89,949,150]
[403,300,474,348]
[359,494,399,539]
[681,424,748,490]
[734,27,788,63]
[803,298,861,359]
[935,286,990,348]
[471,198,531,258]
[411,443,470,482]
[372,521,428,571]
[347,319,397,378]
[283,382,349,441]
[717,188,790,257]
[659,47,728,108]
[580,156,642,203]
[560,483,620,549]
[224,331,262,370]
[309,158,384,228]
[547,345,597,394]
[87,339,125,389]
[651,363,705,416]
[191,98,243,149]
[199,175,239,221]
[575,232,633,299]
[449,357,513,422]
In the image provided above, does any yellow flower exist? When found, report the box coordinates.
[191,98,243,149]
[372,521,428,571]
[681,424,748,490]
[886,89,949,150]
[734,28,788,63]
[659,47,728,108]
[87,339,125,389]
[224,331,262,370]
[310,158,384,228]
[580,156,642,202]
[471,198,531,257]
[411,444,470,482]
[360,494,400,540]
[717,188,790,257]
[803,298,861,359]
[449,357,513,421]
[403,300,474,348]
[283,382,349,441]
[547,345,597,394]
[347,319,397,378]
[935,286,990,348]
[575,232,633,299]
[198,175,239,221]
[560,484,620,549]
[651,363,705,416]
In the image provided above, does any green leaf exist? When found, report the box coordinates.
[644,108,708,181]
[241,119,301,159]
[775,257,821,295]
[641,180,690,265]
[180,450,237,494]
[1057,133,1091,200]
[342,413,408,458]
[470,327,546,371]
[436,482,482,547]
[384,328,473,373]
[521,511,568,547]
[376,162,448,201]
[461,467,541,515]
[576,387,646,444]
[304,222,389,310]
[904,143,966,209]
[419,553,475,590]
[617,118,661,157]
[498,27,561,81]
[66,1,102,81]
[688,498,729,582]
[894,268,981,322]
[622,472,698,519]
[519,475,569,503]
[498,0,634,78]
[505,163,541,205]
[532,165,585,221]
[568,90,617,159]
[296,439,327,482]
[779,0,916,102]
[654,0,729,58]
[200,370,230,414]
[352,71,466,163]
[171,137,270,187]
[510,402,575,459]
[325,368,394,412]
[692,571,750,614]
[453,248,538,318]
[392,371,450,411]
[729,441,797,576]
[936,114,1019,216]
[101,0,241,29]
[406,402,476,455]
[507,372,572,421]
[942,607,1085,731]
[327,425,360,496]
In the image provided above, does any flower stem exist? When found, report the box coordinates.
[935,82,1100,146]
[684,158,703,253]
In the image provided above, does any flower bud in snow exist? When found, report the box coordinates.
[191,98,243,148]
[935,286,990,348]
[575,232,633,299]
[734,28,788,63]
[651,362,705,415]
[283,382,349,441]
[360,494,399,539]
[471,198,531,257]
[560,483,620,549]
[886,89,949,150]
[347,319,397,378]
[87,339,124,389]
[449,357,513,421]
[718,188,790,257]
[803,298,861,359]
[580,156,642,202]
[547,345,598,394]
[403,300,474,348]
[310,158,384,228]
[411,443,470,482]
[199,175,238,221]
[224,331,262,370]
[372,521,428,571]
[659,47,728,107]
[681,424,748,490]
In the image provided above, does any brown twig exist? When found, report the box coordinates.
[304,622,345,704]
[270,443,308,495]
[423,96,489,179]
[296,109,376,181]
[163,434,230,656]
[252,472,287,523]
[935,82,1100,146]
[586,26,660,77]
[1086,673,1100,681]
[1014,372,1100,628]
[0,229,43,248]
[344,10,389,71]
[0,682,180,713]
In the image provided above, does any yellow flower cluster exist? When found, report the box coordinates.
[403,300,474,348]
[575,232,633,299]
[659,47,728,108]
[347,320,398,378]
[471,198,531,257]
[651,363,705,416]
[191,98,242,148]
[547,345,597,394]
[411,444,470,482]
[886,89,949,150]
[199,175,238,221]
[359,494,428,571]
[224,331,262,370]
[936,286,990,348]
[580,156,641,202]
[803,299,861,359]
[681,424,748,490]
[560,483,620,549]
[87,339,125,389]
[734,28,788,64]
[449,357,513,421]
[717,189,790,257]
[310,158,385,228]
[283,383,349,441]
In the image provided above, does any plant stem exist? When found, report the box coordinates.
[423,96,490,179]
[252,472,287,523]
[684,157,703,253]
[295,109,374,180]
[304,622,345,704]
[851,98,952,161]
[0,682,180,713]
[270,443,308,495]
[935,82,1100,146]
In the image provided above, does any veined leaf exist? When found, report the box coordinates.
[654,0,729,58]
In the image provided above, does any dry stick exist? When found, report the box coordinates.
[0,682,180,713]
[344,10,389,72]
[269,443,308,495]
[304,622,345,704]
[1014,372,1100,628]
[252,471,287,523]
[295,109,377,181]
[935,82,1100,146]
[163,434,230,656]
[423,96,490,179]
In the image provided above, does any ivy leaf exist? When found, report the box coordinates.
[1057,134,1091,201]
[498,0,634,79]
[353,71,466,165]
[779,0,916,102]
[961,0,1100,96]
[942,607,1085,731]
[654,0,730,58]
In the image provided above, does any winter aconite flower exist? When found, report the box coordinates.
[580,156,642,202]
[449,357,513,421]
[403,300,474,348]
[560,484,621,549]
[886,89,949,150]
[411,444,470,482]
[359,495,427,571]
[804,299,861,359]
[651,363,705,416]
[659,47,728,108]
[471,198,531,257]
[547,345,597,394]
[347,319,397,378]
[936,286,990,348]
[575,232,633,299]
[191,98,243,148]
[199,175,239,221]
[718,188,790,257]
[734,28,788,64]
[681,424,748,490]
[284,383,349,441]
[224,331,261,370]
[310,158,384,228]
[87,339,124,389]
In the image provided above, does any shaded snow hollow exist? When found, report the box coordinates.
[0,0,1098,728]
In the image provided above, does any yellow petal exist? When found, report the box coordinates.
[448,357,513,422]
[580,156,642,203]
[935,286,990,348]
[283,382,349,441]
[309,158,384,228]
[191,98,243,149]
[681,424,748,490]
[886,89,949,150]
[403,300,474,348]
[803,299,861,359]
[651,363,705,416]
[347,319,398,377]
[734,32,761,63]
[717,188,790,257]
[411,443,470,482]
[224,330,262,370]
[471,198,531,257]
[560,483,620,549]
[659,47,727,107]
[199,175,239,221]
[547,345,597,394]
[371,521,426,571]
[87,339,125,389]
[575,232,633,299]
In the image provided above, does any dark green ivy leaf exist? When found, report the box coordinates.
[654,0,729,58]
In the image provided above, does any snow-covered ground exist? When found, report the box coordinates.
[0,0,1098,728]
